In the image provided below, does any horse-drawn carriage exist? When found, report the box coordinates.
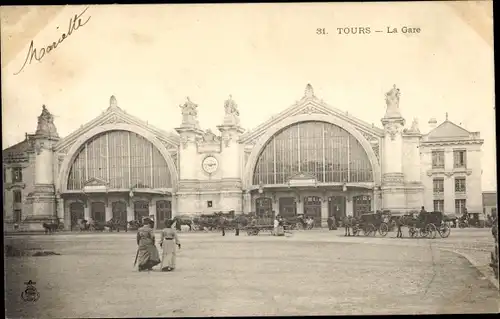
[245,216,275,236]
[403,211,450,239]
[458,212,485,228]
[352,212,390,237]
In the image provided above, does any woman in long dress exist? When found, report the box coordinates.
[136,218,161,272]
[160,219,181,272]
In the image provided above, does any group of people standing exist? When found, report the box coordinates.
[135,218,181,272]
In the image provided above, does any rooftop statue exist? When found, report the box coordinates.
[180,97,198,117]
[409,118,420,133]
[304,83,314,98]
[179,97,200,128]
[35,105,59,138]
[384,84,402,118]
[223,95,240,126]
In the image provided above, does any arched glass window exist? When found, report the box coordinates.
[67,130,172,190]
[252,121,373,185]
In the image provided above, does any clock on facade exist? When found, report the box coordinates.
[202,156,219,174]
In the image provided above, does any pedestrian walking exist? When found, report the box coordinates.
[135,218,161,272]
[396,216,403,238]
[159,219,181,272]
[220,215,226,236]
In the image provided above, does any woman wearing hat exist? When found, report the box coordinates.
[159,219,181,272]
[136,218,161,272]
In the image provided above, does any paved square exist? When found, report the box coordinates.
[5,229,500,317]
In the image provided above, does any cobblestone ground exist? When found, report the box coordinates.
[5,228,499,318]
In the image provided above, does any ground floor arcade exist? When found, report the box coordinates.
[248,186,379,227]
[62,191,174,230]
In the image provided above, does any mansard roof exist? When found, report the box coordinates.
[54,96,180,154]
[239,84,385,145]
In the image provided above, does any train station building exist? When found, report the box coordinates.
[3,84,485,230]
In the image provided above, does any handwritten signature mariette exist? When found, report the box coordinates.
[14,7,91,75]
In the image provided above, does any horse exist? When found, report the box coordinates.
[42,219,64,234]
[172,215,194,231]
[343,216,359,236]
[105,219,128,232]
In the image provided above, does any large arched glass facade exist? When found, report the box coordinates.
[67,130,172,190]
[252,121,373,185]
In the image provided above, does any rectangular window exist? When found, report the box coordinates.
[432,150,445,169]
[12,167,22,183]
[433,178,444,194]
[453,150,467,168]
[433,200,444,212]
[455,177,466,193]
[14,209,22,223]
[455,199,466,215]
[13,190,22,203]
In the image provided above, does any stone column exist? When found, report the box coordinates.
[243,192,251,213]
[272,196,279,215]
[149,200,157,228]
[84,204,90,220]
[127,198,135,221]
[171,194,177,217]
[105,204,112,222]
[296,198,303,215]
[321,200,328,227]
[346,196,354,217]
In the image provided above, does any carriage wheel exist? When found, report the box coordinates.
[426,224,437,239]
[438,223,451,238]
[419,226,429,238]
[367,224,376,236]
[379,223,389,237]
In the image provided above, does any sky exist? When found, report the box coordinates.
[1,2,496,191]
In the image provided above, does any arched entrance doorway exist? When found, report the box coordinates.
[279,197,296,218]
[328,196,346,221]
[134,200,149,221]
[304,196,322,227]
[70,202,85,230]
[353,195,371,217]
[156,200,172,224]
[112,201,127,222]
[91,202,106,223]
[255,197,273,218]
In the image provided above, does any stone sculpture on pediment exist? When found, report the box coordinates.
[202,129,219,143]
[384,85,402,118]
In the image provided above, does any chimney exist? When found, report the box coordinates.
[428,118,437,131]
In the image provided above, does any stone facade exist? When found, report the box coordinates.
[3,84,485,230]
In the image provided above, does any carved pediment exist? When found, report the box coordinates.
[288,172,317,181]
